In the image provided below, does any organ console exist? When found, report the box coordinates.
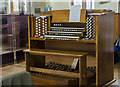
[25,9,115,86]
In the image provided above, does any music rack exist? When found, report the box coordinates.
[24,9,115,86]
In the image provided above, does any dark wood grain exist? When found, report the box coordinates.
[97,12,114,85]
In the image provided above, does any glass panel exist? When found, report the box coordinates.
[0,1,14,67]
[12,1,29,63]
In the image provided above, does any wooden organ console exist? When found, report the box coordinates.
[24,9,115,86]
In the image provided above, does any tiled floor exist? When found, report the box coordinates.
[0,61,120,86]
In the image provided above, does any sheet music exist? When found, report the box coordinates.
[71,58,79,69]
[69,5,81,22]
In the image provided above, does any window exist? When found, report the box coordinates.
[12,0,19,12]
[12,0,27,13]
[73,0,95,9]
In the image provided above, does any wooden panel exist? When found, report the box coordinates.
[28,16,31,50]
[30,37,45,41]
[31,55,45,68]
[87,55,96,67]
[52,9,86,23]
[40,11,52,16]
[25,52,34,71]
[79,56,87,85]
[31,16,34,37]
[25,52,45,71]
[45,40,96,52]
[97,12,114,85]
[30,39,95,43]
[114,13,120,43]
[118,14,120,37]
[114,14,119,43]
[30,67,79,78]
[95,16,99,86]
[30,40,45,49]
[45,54,96,68]
[80,9,86,23]
[52,10,70,23]
[48,16,51,31]
[87,10,107,13]
[24,49,88,57]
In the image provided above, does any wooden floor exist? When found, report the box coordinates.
[0,61,120,86]
[0,62,25,78]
